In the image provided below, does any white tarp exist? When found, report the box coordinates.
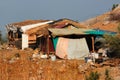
[56,37,89,59]
[20,21,53,32]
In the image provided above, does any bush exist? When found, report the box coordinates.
[104,34,120,57]
[85,71,100,80]
[105,69,113,80]
[104,24,120,57]
[112,4,119,10]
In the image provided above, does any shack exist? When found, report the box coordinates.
[6,20,53,49]
[6,18,112,59]
[48,28,95,59]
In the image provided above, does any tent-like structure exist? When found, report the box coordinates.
[52,37,89,59]
[48,28,117,59]
[48,28,95,59]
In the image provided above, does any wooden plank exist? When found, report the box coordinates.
[91,36,95,52]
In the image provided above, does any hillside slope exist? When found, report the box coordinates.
[81,4,120,32]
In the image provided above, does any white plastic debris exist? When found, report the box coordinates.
[32,54,40,58]
[40,54,48,59]
[51,55,56,61]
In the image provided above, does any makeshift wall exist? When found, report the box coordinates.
[55,37,89,59]
[36,37,55,53]
[22,34,28,50]
[15,40,22,49]
[49,38,55,53]
[28,35,36,41]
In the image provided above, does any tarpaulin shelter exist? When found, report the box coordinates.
[25,18,87,55]
[48,27,117,59]
[55,37,89,59]
[48,28,95,59]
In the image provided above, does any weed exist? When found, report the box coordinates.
[85,71,100,80]
[105,69,113,80]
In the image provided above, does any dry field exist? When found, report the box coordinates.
[0,47,120,80]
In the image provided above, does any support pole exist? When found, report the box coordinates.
[47,36,50,57]
[91,36,95,52]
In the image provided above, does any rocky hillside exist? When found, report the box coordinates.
[80,4,120,32]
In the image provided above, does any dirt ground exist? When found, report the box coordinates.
[0,47,120,80]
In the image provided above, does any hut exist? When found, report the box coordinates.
[6,20,53,50]
[6,18,102,59]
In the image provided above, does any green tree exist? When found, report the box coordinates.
[112,4,119,10]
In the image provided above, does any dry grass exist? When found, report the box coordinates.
[0,48,85,80]
[0,48,120,80]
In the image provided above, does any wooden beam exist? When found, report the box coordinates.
[91,36,95,52]
[47,36,50,57]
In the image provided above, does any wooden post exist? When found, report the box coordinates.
[91,36,95,52]
[16,33,18,39]
[47,36,50,57]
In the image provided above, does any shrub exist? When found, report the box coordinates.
[105,69,113,80]
[85,71,100,80]
[104,24,120,57]
[112,4,119,10]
